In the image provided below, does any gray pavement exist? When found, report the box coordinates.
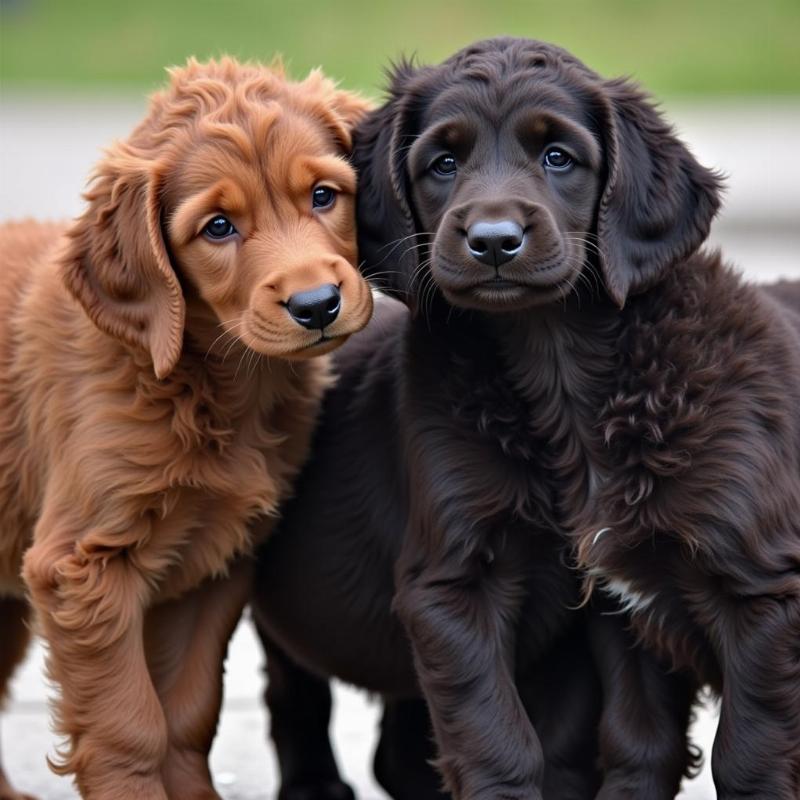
[1,92,798,800]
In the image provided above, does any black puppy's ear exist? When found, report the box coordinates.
[596,79,723,306]
[351,61,427,303]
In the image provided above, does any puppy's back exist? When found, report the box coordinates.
[762,279,800,339]
[0,220,67,301]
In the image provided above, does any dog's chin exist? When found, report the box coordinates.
[240,330,350,361]
[438,274,576,312]
[282,334,350,360]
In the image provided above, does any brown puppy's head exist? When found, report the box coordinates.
[61,58,374,378]
[353,38,722,313]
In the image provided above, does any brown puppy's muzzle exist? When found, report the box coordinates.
[249,253,373,359]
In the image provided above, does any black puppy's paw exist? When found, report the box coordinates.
[595,774,677,800]
[278,781,356,800]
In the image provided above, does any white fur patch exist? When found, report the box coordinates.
[602,577,655,616]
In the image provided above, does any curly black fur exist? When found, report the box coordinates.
[253,37,800,800]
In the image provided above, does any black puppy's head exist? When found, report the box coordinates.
[353,37,722,310]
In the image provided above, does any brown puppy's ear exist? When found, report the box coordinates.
[351,60,427,303]
[297,69,372,151]
[60,144,185,379]
[330,89,373,134]
[596,79,723,306]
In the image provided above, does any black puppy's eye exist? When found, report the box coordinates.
[431,154,457,177]
[312,185,337,209]
[203,215,237,240]
[543,148,573,171]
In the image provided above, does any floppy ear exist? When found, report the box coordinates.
[298,69,373,151]
[350,61,426,304]
[60,145,185,379]
[330,89,373,132]
[596,79,723,306]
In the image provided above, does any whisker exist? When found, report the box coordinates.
[204,315,250,361]
[376,231,434,253]
[368,231,436,271]
[365,269,407,279]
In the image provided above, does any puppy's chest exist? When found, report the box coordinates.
[159,373,309,505]
[449,362,540,462]
[586,527,670,611]
[591,539,715,677]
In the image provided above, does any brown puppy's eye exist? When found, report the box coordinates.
[431,154,457,177]
[543,147,573,171]
[312,186,337,210]
[203,215,237,240]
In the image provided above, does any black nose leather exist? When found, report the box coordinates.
[466,220,524,267]
[285,284,341,330]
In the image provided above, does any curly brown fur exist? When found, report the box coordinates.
[343,36,797,800]
[0,59,372,800]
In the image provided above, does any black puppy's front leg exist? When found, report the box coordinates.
[255,621,354,800]
[395,528,544,800]
[588,606,697,800]
[711,594,800,799]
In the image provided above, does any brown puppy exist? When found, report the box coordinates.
[0,59,372,800]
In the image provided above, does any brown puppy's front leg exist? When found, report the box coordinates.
[0,597,37,800]
[145,561,252,800]
[23,536,168,800]
[394,530,543,800]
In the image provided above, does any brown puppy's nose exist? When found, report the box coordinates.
[285,284,341,330]
[466,220,524,267]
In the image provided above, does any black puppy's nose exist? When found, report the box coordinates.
[285,284,341,330]
[466,220,524,267]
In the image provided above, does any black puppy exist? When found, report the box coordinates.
[252,38,713,800]
[253,297,608,800]
[350,37,799,799]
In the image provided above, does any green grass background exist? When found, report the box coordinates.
[1,0,799,98]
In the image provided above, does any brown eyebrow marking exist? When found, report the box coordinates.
[289,155,357,196]
[169,178,249,243]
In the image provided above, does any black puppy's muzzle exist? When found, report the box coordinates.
[466,220,525,267]
[285,284,341,330]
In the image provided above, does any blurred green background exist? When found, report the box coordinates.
[1,0,799,98]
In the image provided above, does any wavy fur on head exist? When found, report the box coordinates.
[0,57,371,800]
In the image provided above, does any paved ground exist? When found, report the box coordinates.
[1,93,798,800]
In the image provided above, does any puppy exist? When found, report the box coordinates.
[251,38,714,800]
[252,296,605,800]
[259,36,800,800]
[351,37,799,800]
[0,58,372,800]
